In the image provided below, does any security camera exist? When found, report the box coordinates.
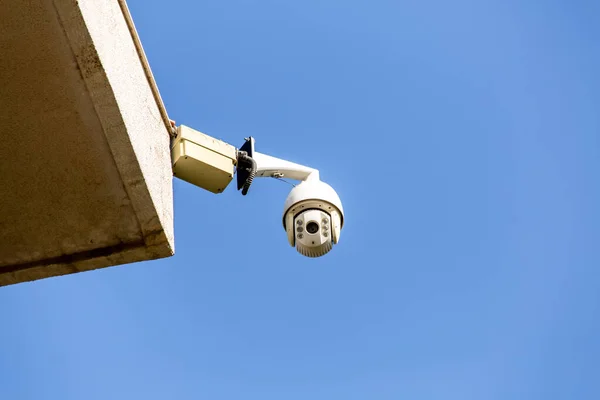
[171,126,344,258]
[282,179,344,257]
[236,137,344,258]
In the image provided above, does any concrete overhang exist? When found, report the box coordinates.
[0,0,175,286]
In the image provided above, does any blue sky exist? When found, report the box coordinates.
[2,0,600,398]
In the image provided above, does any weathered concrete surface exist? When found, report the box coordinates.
[0,0,175,286]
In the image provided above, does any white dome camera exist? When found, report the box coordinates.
[236,137,344,258]
[170,125,344,258]
[282,179,344,257]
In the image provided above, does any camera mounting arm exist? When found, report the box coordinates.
[236,137,319,195]
[253,152,319,181]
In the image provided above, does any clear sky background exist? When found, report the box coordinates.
[2,0,600,399]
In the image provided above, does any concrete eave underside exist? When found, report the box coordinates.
[0,0,175,286]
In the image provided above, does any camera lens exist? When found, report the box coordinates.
[306,221,319,234]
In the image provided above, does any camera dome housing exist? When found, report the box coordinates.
[283,178,344,257]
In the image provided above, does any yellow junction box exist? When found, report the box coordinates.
[171,125,237,193]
